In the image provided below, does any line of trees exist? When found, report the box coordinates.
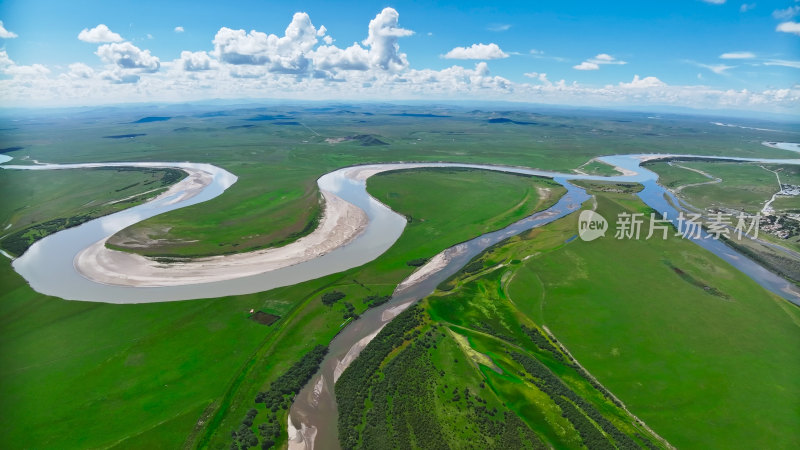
[228,345,328,450]
[335,305,425,449]
[511,352,641,450]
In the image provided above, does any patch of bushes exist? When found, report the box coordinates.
[321,290,346,306]
[406,258,428,267]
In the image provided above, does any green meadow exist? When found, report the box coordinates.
[3,105,794,259]
[0,167,182,256]
[335,185,800,448]
[502,191,800,449]
[646,160,800,214]
[1,105,798,449]
[0,163,560,449]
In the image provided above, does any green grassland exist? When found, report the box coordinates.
[676,162,794,213]
[337,187,800,448]
[497,193,800,448]
[0,167,183,256]
[0,166,562,449]
[2,105,799,449]
[644,161,709,189]
[336,271,665,449]
[2,105,795,259]
[577,159,623,176]
[646,160,800,214]
[646,160,800,254]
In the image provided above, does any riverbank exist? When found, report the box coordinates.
[76,190,368,287]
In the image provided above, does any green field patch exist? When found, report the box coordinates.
[505,193,800,449]
[572,179,644,194]
[578,160,624,177]
[0,167,183,256]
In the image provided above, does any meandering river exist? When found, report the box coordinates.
[2,145,800,450]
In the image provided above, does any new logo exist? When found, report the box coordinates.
[578,210,607,241]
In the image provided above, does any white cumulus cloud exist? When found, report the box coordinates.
[363,7,414,71]
[174,26,184,33]
[442,43,509,60]
[0,21,18,39]
[179,51,215,71]
[78,24,123,43]
[573,61,599,70]
[702,0,726,4]
[776,21,800,36]
[574,53,626,70]
[66,62,95,79]
[96,42,160,72]
[313,43,370,71]
[0,49,13,67]
[591,53,626,64]
[0,7,796,115]
[213,12,318,72]
[619,75,666,88]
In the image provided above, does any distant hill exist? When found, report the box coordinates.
[103,133,146,139]
[326,134,389,146]
[390,112,451,118]
[488,117,539,125]
[132,116,171,123]
[245,114,294,121]
[349,134,388,146]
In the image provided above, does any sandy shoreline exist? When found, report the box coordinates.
[73,161,551,288]
[73,163,423,287]
[73,163,447,288]
[76,188,368,287]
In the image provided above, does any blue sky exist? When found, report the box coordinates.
[0,0,798,113]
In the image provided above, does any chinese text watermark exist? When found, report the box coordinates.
[578,211,760,242]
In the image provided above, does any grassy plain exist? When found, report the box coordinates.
[646,160,800,255]
[644,161,709,189]
[0,167,182,256]
[3,105,795,258]
[577,159,623,176]
[647,160,800,214]
[1,105,798,448]
[0,165,561,449]
[333,179,799,448]
[498,193,800,449]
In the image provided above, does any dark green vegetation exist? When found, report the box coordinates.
[238,345,327,449]
[249,311,280,326]
[571,180,644,194]
[719,234,800,286]
[0,167,183,256]
[336,305,550,449]
[1,104,798,449]
[320,290,346,306]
